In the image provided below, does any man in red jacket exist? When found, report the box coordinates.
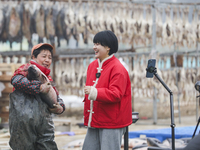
[83,30,132,150]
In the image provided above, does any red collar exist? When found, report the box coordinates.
[30,60,51,76]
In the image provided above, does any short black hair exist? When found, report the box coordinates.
[32,45,53,58]
[93,30,118,55]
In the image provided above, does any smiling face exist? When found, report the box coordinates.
[93,43,110,62]
[32,50,52,68]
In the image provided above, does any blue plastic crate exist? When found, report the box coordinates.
[129,126,200,142]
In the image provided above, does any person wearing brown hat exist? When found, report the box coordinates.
[83,30,132,150]
[9,43,65,150]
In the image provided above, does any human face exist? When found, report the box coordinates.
[32,50,52,68]
[93,43,110,62]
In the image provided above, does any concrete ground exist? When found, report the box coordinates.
[0,115,198,150]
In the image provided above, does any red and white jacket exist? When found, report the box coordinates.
[83,55,132,129]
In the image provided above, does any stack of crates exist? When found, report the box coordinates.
[0,63,22,123]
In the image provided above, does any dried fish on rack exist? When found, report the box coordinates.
[45,6,56,46]
[6,3,22,49]
[0,1,199,49]
[162,7,173,47]
[0,6,7,43]
[33,4,45,43]
[156,6,163,44]
[76,0,87,44]
[196,8,200,43]
[144,5,152,45]
[0,8,4,37]
[21,2,33,49]
[55,5,66,47]
[64,0,75,45]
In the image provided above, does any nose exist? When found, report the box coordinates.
[45,57,51,62]
[93,44,97,50]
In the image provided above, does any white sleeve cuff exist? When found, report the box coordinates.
[88,86,97,100]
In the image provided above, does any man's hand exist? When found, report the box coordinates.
[40,82,51,93]
[48,102,63,114]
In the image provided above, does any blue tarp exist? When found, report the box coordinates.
[129,126,200,142]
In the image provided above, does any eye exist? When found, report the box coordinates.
[94,43,99,46]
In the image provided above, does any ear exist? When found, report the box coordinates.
[107,47,110,54]
[105,46,110,52]
[32,55,36,60]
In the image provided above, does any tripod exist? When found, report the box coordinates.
[192,116,200,138]
[192,93,200,138]
[193,83,200,138]
[146,66,175,150]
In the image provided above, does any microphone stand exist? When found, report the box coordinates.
[147,67,175,150]
[192,115,200,138]
[192,94,200,138]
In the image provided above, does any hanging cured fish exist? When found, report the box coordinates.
[7,4,22,49]
[64,0,75,45]
[45,6,56,46]
[55,9,62,47]
[0,8,4,36]
[33,5,45,43]
[57,6,71,46]
[0,7,7,42]
[21,3,33,49]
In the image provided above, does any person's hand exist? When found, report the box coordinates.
[48,102,63,114]
[40,82,51,93]
[84,86,91,95]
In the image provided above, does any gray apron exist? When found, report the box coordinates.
[9,90,58,150]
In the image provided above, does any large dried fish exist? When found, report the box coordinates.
[162,7,173,47]
[0,8,4,35]
[0,6,7,43]
[64,1,75,45]
[21,3,33,49]
[7,4,22,49]
[8,7,21,38]
[156,7,163,44]
[45,7,56,45]
[55,9,63,47]
[72,3,81,46]
[58,6,70,46]
[34,5,45,43]
[76,0,87,44]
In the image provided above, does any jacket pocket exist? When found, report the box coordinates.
[97,102,118,124]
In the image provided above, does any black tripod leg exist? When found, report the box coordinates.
[124,126,128,150]
[192,117,200,138]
